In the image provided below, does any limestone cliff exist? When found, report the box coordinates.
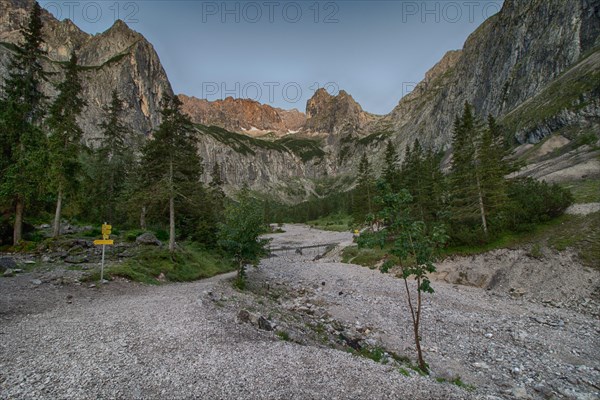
[179,95,305,137]
[0,0,173,146]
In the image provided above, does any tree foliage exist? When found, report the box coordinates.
[47,53,86,237]
[218,189,270,288]
[358,183,447,372]
[0,2,48,244]
[140,95,203,251]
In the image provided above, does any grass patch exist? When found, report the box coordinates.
[341,245,400,268]
[276,331,291,341]
[308,213,352,232]
[87,242,235,284]
[502,47,600,133]
[435,377,476,391]
[559,178,600,204]
[276,136,326,162]
[198,124,288,156]
[341,212,599,269]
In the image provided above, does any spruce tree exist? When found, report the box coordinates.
[353,153,375,223]
[140,95,202,252]
[93,90,133,224]
[382,140,399,190]
[0,2,48,244]
[47,53,86,237]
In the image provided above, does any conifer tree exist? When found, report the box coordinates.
[353,153,375,223]
[93,90,134,224]
[382,140,399,190]
[47,53,86,237]
[0,2,48,244]
[140,95,202,252]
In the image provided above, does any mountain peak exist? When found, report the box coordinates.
[304,88,371,134]
[178,95,306,136]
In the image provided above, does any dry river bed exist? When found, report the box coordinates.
[0,224,598,399]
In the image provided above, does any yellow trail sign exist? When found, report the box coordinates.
[101,223,112,240]
[94,239,114,245]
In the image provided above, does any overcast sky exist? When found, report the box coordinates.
[40,0,504,114]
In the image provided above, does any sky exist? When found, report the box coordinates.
[39,0,504,114]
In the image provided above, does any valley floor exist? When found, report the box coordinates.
[1,225,598,399]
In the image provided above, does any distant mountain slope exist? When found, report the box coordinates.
[178,95,306,137]
[377,0,600,152]
[0,0,172,145]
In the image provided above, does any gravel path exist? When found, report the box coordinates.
[1,225,598,399]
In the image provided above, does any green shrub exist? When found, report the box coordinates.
[507,178,573,229]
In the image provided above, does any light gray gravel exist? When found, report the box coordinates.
[1,224,598,399]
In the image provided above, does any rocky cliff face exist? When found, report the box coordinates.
[303,88,379,136]
[379,0,600,154]
[0,0,173,146]
[1,0,597,201]
[178,95,305,137]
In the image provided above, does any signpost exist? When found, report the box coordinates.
[93,223,113,283]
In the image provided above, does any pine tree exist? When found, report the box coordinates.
[47,53,86,237]
[450,102,486,236]
[449,103,512,240]
[382,140,399,190]
[140,95,202,252]
[93,90,134,224]
[0,2,48,244]
[353,153,375,223]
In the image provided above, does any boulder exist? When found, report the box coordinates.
[0,257,17,272]
[136,232,162,246]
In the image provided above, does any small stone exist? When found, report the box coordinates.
[511,386,529,399]
[3,269,15,277]
[485,333,493,338]
[0,257,17,272]
[512,367,521,376]
[30,279,42,285]
[258,316,273,331]
[236,310,251,324]
[473,362,490,369]
[136,232,162,246]
[23,260,36,265]
[88,283,96,288]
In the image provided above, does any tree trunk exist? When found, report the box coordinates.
[169,194,175,252]
[53,188,63,238]
[140,205,146,230]
[13,196,24,245]
[168,160,175,252]
[475,173,488,236]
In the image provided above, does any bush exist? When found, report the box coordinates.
[507,178,573,229]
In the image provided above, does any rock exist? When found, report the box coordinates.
[23,260,36,265]
[510,287,527,297]
[0,257,17,272]
[88,283,96,288]
[485,333,493,338]
[511,386,530,399]
[65,255,87,264]
[30,279,42,286]
[41,255,52,263]
[136,232,162,246]
[258,316,273,331]
[473,362,490,369]
[236,310,251,324]
[3,269,15,277]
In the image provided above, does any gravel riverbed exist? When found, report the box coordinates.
[1,224,598,399]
